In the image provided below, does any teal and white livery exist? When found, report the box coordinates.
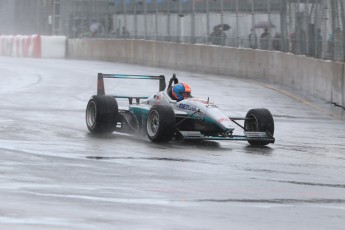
[85,73,275,146]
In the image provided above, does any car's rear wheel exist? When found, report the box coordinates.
[146,105,175,142]
[244,108,274,146]
[86,95,119,134]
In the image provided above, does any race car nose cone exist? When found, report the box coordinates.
[205,107,233,130]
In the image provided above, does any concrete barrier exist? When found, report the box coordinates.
[67,39,345,108]
[0,35,41,58]
[41,36,66,58]
[0,35,66,58]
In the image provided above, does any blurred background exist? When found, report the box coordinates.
[0,0,344,61]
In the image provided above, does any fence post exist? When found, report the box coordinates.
[339,0,345,61]
[236,0,239,47]
[220,0,224,46]
[267,0,272,50]
[192,0,195,44]
[144,0,147,39]
[155,0,158,40]
[206,0,210,43]
[280,0,288,52]
[134,0,137,39]
[178,0,183,43]
[167,0,171,41]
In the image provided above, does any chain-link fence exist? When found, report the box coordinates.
[0,0,53,35]
[0,0,345,61]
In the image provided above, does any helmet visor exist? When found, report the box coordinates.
[181,92,191,99]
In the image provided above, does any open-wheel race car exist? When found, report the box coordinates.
[86,73,275,146]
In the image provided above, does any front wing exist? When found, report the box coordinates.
[178,130,275,143]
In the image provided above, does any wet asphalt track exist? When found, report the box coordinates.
[0,56,345,229]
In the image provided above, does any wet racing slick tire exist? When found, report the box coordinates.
[244,108,274,146]
[146,105,176,142]
[86,95,119,134]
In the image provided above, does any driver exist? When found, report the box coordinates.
[167,74,191,101]
[172,82,191,101]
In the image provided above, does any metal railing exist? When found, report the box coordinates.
[0,0,344,61]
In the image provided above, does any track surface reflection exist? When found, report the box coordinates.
[0,57,344,229]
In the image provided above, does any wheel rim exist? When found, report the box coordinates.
[147,110,159,137]
[86,101,97,128]
[245,114,258,131]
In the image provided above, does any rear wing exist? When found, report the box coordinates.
[97,73,166,96]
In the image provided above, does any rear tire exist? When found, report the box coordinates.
[86,95,119,134]
[146,105,176,142]
[244,108,274,146]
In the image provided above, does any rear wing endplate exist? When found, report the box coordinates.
[97,73,166,96]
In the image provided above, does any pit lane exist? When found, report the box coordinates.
[0,57,345,229]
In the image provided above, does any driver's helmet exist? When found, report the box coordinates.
[172,83,191,101]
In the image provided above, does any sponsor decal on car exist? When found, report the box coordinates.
[189,98,218,108]
[178,103,198,112]
[218,117,231,123]
[189,98,209,104]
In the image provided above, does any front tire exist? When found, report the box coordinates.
[146,105,176,142]
[86,95,119,134]
[244,108,274,146]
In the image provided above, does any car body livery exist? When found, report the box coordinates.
[86,73,275,146]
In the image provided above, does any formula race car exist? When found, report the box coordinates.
[85,73,275,146]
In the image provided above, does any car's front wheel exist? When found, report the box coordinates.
[244,108,274,146]
[146,105,175,142]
